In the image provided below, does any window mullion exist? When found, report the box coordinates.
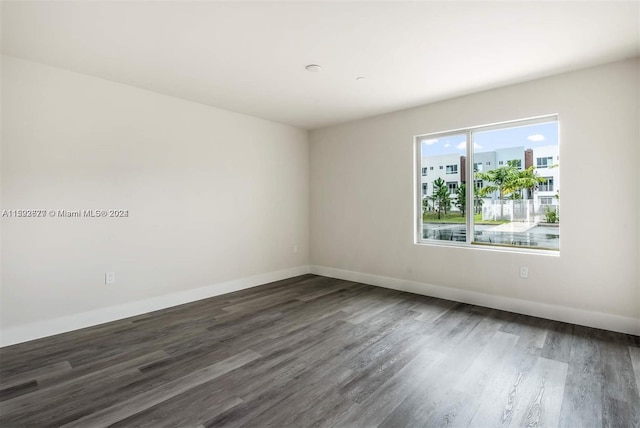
[466,130,474,244]
[416,138,423,243]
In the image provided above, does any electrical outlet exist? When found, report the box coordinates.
[519,266,529,279]
[105,272,115,284]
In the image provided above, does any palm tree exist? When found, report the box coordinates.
[509,164,546,200]
[455,183,466,216]
[476,161,519,219]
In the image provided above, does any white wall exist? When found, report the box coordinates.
[310,58,640,333]
[2,55,638,344]
[1,56,309,341]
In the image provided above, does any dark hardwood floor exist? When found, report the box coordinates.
[1,274,639,427]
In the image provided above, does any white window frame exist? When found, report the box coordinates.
[540,196,554,205]
[414,114,559,254]
[539,177,554,192]
[536,156,553,168]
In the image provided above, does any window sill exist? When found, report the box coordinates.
[415,239,560,257]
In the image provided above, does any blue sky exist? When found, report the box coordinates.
[421,122,558,156]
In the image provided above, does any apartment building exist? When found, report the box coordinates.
[421,145,559,209]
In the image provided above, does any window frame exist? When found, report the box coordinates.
[539,177,554,192]
[414,114,559,255]
[536,156,554,169]
[540,196,554,205]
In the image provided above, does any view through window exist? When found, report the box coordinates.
[417,116,559,251]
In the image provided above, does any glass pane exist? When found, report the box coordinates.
[419,133,467,243]
[471,121,559,250]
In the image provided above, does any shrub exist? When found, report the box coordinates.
[544,206,558,223]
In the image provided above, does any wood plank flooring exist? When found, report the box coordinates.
[1,274,639,427]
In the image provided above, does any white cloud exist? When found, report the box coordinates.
[443,143,450,148]
[456,141,482,150]
[528,134,545,142]
[422,138,438,145]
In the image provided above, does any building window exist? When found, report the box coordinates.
[540,197,554,205]
[536,156,553,168]
[422,167,428,176]
[422,183,428,195]
[416,115,559,251]
[539,177,554,192]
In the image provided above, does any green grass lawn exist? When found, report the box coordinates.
[423,212,509,225]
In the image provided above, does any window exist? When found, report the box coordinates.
[422,183,428,195]
[430,166,434,170]
[422,167,428,176]
[540,197,554,205]
[536,156,553,168]
[539,177,554,192]
[416,115,559,251]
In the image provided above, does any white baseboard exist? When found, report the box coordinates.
[3,264,636,347]
[0,265,311,347]
[310,265,640,336]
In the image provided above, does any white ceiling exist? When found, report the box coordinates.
[2,1,639,130]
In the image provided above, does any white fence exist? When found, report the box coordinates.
[481,200,559,222]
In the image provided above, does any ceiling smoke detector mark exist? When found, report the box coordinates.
[305,64,322,72]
